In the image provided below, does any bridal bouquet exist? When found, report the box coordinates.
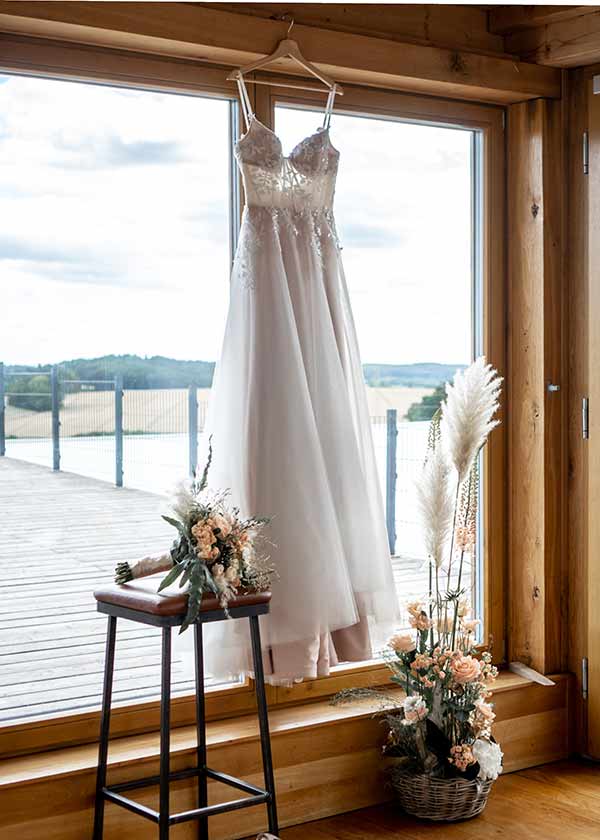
[115,444,273,631]
[336,358,503,821]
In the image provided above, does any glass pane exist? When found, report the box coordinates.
[275,105,481,636]
[0,74,234,724]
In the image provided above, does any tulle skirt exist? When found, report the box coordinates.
[178,206,399,684]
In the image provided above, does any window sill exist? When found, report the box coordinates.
[0,671,569,790]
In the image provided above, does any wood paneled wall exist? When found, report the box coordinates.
[507,98,566,675]
[566,68,589,756]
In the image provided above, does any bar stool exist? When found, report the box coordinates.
[92,576,278,840]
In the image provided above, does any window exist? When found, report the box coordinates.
[0,55,505,751]
[0,73,237,725]
[275,103,484,636]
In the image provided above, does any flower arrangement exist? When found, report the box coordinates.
[115,443,273,632]
[336,358,503,819]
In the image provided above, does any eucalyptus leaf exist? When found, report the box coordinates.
[158,562,185,591]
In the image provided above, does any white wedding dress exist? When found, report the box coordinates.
[181,80,399,684]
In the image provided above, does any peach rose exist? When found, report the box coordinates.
[388,633,416,653]
[450,654,481,684]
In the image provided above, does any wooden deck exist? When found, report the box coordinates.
[0,457,197,725]
[0,457,459,726]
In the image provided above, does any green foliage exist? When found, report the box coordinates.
[406,384,446,422]
[7,375,60,412]
[6,357,462,392]
[363,363,463,388]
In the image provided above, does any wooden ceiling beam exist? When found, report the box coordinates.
[488,5,597,35]
[504,9,600,67]
[0,1,561,103]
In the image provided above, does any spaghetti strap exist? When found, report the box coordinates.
[236,74,254,130]
[322,85,337,130]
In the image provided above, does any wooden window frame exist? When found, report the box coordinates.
[0,35,506,759]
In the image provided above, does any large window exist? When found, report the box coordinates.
[275,103,484,634]
[0,73,235,725]
[0,61,504,748]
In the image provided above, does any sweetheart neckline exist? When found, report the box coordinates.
[236,116,339,160]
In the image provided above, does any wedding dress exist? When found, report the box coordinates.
[181,79,399,684]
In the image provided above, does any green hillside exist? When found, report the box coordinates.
[6,356,464,390]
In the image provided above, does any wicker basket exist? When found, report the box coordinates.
[390,768,493,822]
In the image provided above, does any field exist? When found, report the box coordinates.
[5,386,434,439]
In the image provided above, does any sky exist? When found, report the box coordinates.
[0,73,474,368]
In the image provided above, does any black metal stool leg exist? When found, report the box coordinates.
[194,622,209,840]
[159,626,172,840]
[249,615,279,836]
[93,615,117,840]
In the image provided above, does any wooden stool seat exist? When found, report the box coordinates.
[94,576,272,616]
[92,573,278,840]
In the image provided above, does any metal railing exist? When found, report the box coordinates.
[1,364,420,551]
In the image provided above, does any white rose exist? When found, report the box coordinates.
[401,695,428,725]
[473,738,503,781]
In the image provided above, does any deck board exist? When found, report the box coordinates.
[0,457,197,724]
[0,456,463,726]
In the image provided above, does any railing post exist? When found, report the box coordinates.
[0,363,5,457]
[115,375,123,488]
[386,408,398,555]
[51,366,60,471]
[188,384,198,477]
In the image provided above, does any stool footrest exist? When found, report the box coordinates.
[170,793,271,826]
[102,766,271,826]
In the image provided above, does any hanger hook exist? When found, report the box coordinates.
[280,12,295,37]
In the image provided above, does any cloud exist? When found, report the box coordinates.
[52,136,186,169]
[340,222,402,248]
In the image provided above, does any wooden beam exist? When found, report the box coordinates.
[505,9,600,67]
[508,98,565,674]
[488,6,596,35]
[587,78,600,759]
[566,68,589,756]
[209,3,506,55]
[0,2,561,103]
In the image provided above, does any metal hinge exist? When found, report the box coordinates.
[584,131,589,175]
[583,397,590,439]
[594,74,600,95]
[583,657,589,700]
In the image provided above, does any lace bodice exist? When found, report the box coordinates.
[235,118,339,211]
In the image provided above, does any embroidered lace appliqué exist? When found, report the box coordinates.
[233,120,342,288]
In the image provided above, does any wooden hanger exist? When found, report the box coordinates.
[226,16,344,96]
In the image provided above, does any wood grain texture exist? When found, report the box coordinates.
[276,760,600,840]
[205,3,506,56]
[0,2,562,103]
[507,99,565,674]
[587,78,600,759]
[566,68,589,756]
[504,9,600,67]
[0,675,571,840]
[489,6,598,35]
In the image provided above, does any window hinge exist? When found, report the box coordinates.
[583,657,589,700]
[583,397,590,439]
[584,130,589,175]
[594,74,600,95]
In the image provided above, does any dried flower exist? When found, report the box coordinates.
[388,633,416,653]
[448,743,476,772]
[416,444,454,569]
[409,610,433,632]
[473,738,503,780]
[441,357,502,484]
[401,695,428,725]
[450,654,481,685]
